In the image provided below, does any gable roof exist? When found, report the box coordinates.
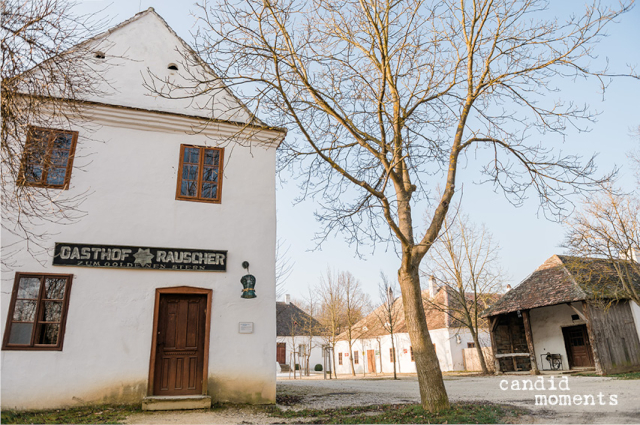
[19,8,285,135]
[483,255,640,317]
[276,302,324,336]
[336,288,458,341]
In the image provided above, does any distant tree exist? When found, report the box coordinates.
[342,271,371,376]
[425,212,504,374]
[315,269,345,379]
[296,291,323,376]
[563,188,640,307]
[376,272,401,379]
[1,0,109,265]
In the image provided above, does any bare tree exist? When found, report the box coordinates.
[425,212,504,374]
[315,269,345,379]
[158,0,636,411]
[563,188,640,306]
[1,0,109,265]
[295,291,323,375]
[342,271,370,376]
[376,272,401,379]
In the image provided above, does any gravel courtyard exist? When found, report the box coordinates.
[278,374,640,423]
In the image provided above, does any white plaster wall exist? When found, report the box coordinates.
[529,303,586,371]
[446,328,490,371]
[333,328,477,375]
[80,11,252,123]
[1,115,277,409]
[276,336,325,372]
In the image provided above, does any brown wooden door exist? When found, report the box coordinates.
[153,294,206,395]
[367,350,376,373]
[563,325,594,368]
[277,343,286,364]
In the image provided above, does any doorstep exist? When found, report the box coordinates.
[142,395,212,411]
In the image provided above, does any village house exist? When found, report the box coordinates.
[1,9,285,410]
[333,281,492,375]
[276,295,325,374]
[483,255,640,375]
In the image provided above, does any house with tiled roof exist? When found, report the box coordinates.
[276,296,326,373]
[333,280,492,374]
[483,255,640,375]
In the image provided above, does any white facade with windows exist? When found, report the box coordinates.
[333,328,489,374]
[1,9,284,410]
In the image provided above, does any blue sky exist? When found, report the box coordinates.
[77,0,640,303]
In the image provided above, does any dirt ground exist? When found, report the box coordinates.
[124,374,640,424]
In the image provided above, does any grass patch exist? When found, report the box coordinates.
[1,404,142,424]
[271,402,524,424]
[575,371,640,379]
[610,371,640,380]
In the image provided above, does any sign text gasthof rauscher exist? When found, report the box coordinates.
[53,243,227,271]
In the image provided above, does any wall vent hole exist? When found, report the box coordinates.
[94,51,106,59]
[168,63,178,71]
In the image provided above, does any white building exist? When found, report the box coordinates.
[1,9,285,410]
[276,297,325,374]
[334,286,491,375]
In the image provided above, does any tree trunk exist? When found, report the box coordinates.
[398,262,450,412]
[348,340,356,376]
[331,342,338,379]
[390,331,397,379]
[470,327,489,374]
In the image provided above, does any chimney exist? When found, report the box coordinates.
[285,294,291,304]
[429,276,437,298]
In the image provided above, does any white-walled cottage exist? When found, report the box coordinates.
[334,286,491,375]
[276,297,325,374]
[1,9,285,410]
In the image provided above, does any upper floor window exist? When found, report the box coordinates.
[176,145,223,203]
[20,127,78,189]
[2,273,73,351]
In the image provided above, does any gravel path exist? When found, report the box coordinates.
[279,374,640,423]
[123,374,640,424]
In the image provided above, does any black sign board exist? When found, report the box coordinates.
[53,242,227,272]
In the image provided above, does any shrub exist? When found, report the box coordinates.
[314,364,323,371]
[295,363,300,370]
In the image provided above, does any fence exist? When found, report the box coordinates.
[462,347,495,372]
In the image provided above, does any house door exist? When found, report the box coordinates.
[277,343,287,364]
[562,325,594,368]
[367,350,376,373]
[153,294,207,395]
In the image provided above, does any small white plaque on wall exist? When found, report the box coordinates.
[239,322,254,334]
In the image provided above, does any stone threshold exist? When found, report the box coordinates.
[142,394,212,411]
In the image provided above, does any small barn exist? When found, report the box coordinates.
[483,255,640,375]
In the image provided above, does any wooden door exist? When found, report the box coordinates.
[153,294,207,395]
[277,343,286,364]
[563,325,594,368]
[367,350,376,373]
